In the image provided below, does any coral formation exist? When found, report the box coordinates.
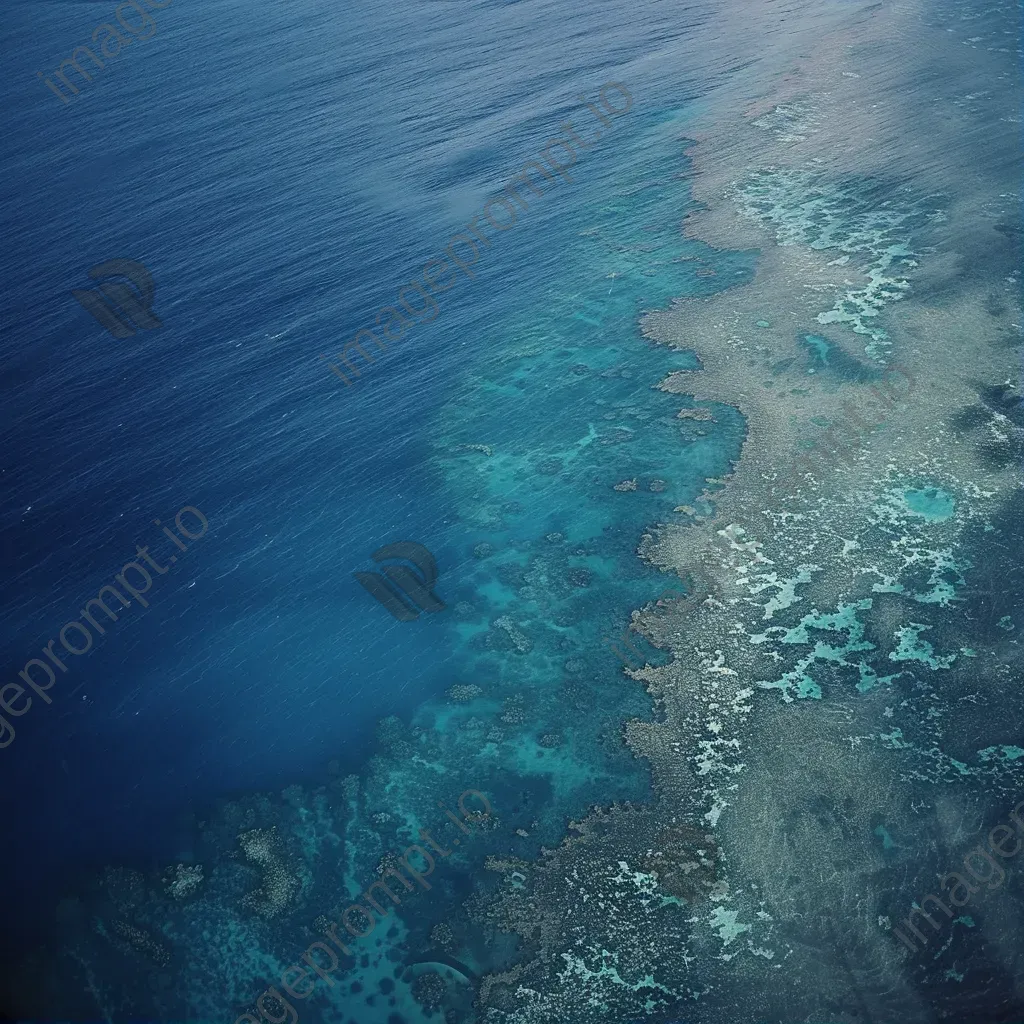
[430,921,457,952]
[238,827,299,918]
[499,695,526,725]
[412,971,447,1012]
[448,684,484,703]
[100,867,146,915]
[490,617,533,654]
[105,920,171,967]
[640,823,721,903]
[162,863,203,900]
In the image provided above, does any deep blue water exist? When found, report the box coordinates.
[0,0,747,951]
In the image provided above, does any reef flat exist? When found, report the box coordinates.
[476,0,1024,1022]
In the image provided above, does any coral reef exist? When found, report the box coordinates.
[238,826,299,918]
[467,0,1024,1021]
[107,920,171,967]
[412,971,448,1012]
[448,684,484,703]
[640,823,721,903]
[162,863,203,900]
[736,168,944,355]
[489,617,533,654]
[477,804,718,1023]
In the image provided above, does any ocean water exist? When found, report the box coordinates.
[2,0,1022,1021]
[0,0,735,972]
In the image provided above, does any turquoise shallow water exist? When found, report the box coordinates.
[426,130,753,742]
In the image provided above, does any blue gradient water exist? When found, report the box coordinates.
[0,0,749,953]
